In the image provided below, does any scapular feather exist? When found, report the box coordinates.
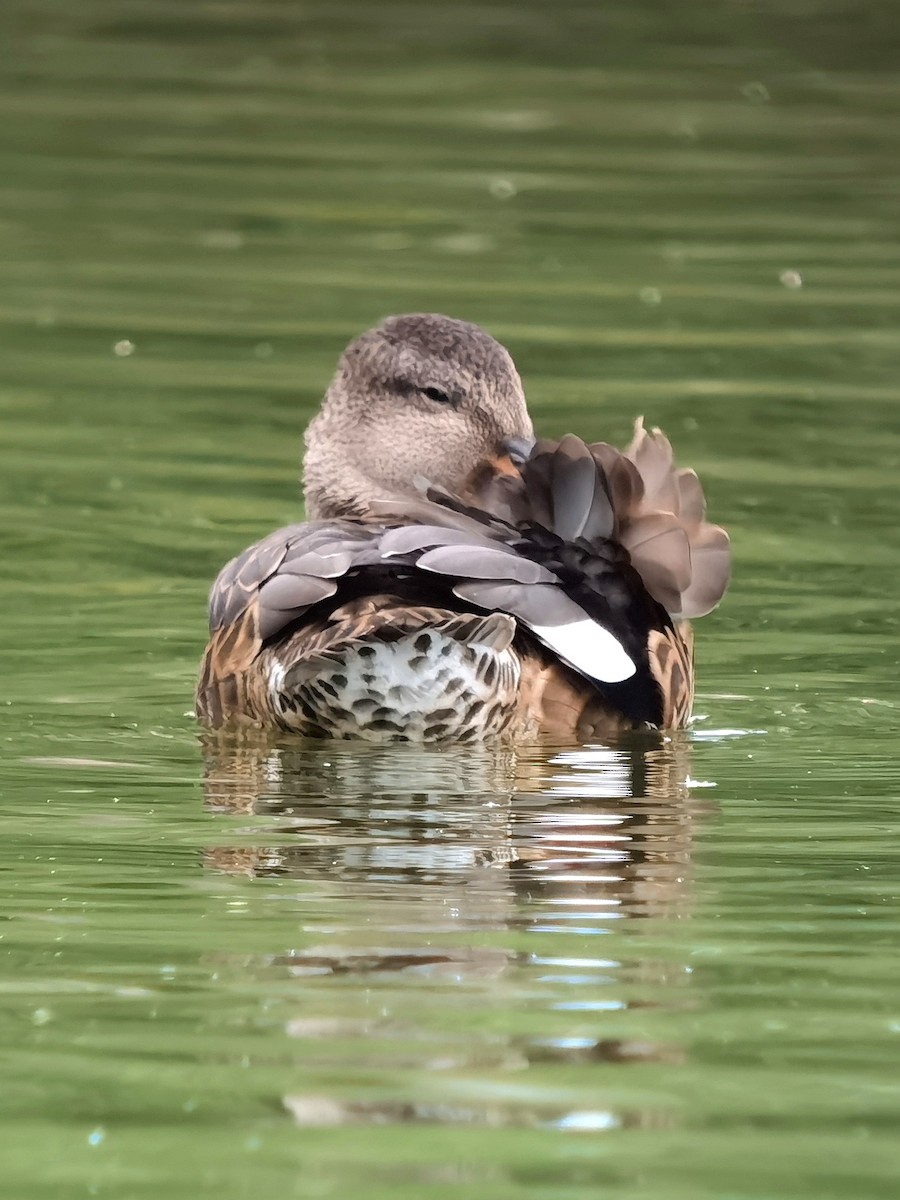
[548,433,603,541]
[419,544,556,584]
[201,413,729,734]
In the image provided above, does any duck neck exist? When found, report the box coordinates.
[303,465,397,520]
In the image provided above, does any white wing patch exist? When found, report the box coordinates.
[530,619,636,684]
[268,660,287,697]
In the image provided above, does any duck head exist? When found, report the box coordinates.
[303,313,534,518]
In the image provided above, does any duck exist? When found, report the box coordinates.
[196,313,730,743]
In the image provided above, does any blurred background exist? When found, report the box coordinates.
[2,2,899,1198]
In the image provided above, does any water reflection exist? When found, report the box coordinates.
[199,732,704,1130]
[200,732,703,926]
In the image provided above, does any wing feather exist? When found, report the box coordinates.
[199,422,728,735]
[550,433,604,541]
[419,545,556,584]
[453,580,635,685]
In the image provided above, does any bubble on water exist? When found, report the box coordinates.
[488,177,517,200]
[477,109,554,132]
[87,1127,105,1147]
[433,233,494,255]
[32,1008,52,1026]
[639,286,662,306]
[673,118,699,141]
[741,81,770,104]
[662,241,687,264]
[779,269,803,289]
[254,342,274,359]
[202,229,244,250]
[113,340,135,357]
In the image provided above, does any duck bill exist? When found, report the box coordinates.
[483,435,536,476]
[459,435,535,504]
[483,451,524,477]
[501,435,536,468]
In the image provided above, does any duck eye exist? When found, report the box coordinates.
[420,386,453,405]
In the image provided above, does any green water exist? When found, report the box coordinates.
[3,1,900,1196]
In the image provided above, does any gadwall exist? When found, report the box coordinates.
[196,313,729,742]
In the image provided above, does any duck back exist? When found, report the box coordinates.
[197,424,729,741]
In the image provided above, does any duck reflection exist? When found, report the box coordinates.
[199,732,708,1130]
[201,730,704,935]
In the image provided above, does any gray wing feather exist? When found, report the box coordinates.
[418,545,556,584]
[551,434,604,542]
[453,580,635,684]
[258,573,338,612]
[369,495,489,535]
[208,523,360,635]
[208,524,305,631]
[453,579,587,629]
[279,550,354,578]
[257,576,338,640]
[380,525,495,557]
[208,505,635,677]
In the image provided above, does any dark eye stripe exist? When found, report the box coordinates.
[421,386,453,405]
[388,378,462,408]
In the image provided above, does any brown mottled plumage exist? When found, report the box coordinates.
[196,313,729,742]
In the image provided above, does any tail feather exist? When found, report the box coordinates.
[619,418,730,618]
[462,421,730,622]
